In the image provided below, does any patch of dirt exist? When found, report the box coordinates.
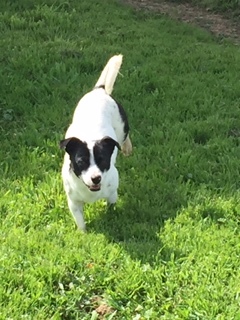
[90,295,115,318]
[120,0,240,44]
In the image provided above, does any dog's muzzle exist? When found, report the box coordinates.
[89,184,101,192]
[89,175,101,191]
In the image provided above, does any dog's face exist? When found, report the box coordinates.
[60,136,120,191]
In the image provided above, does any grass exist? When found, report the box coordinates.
[1,0,240,319]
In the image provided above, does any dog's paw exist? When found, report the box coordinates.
[107,191,118,205]
[107,202,115,209]
[78,226,87,233]
[122,135,132,156]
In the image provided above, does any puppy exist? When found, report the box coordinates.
[60,55,132,231]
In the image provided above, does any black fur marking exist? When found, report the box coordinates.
[114,99,129,140]
[94,84,105,90]
[93,136,120,172]
[60,137,90,177]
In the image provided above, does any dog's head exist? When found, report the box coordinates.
[60,136,121,191]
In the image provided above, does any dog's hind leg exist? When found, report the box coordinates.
[67,198,86,231]
[122,135,132,156]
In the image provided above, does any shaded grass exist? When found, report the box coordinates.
[1,0,240,319]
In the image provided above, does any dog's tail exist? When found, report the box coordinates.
[94,54,123,95]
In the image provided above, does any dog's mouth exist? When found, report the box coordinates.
[88,184,101,192]
[81,179,101,192]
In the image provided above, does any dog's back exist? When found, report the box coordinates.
[68,89,117,142]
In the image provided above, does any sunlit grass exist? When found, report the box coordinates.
[1,0,240,318]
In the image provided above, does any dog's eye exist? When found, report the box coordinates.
[95,155,106,166]
[96,156,103,163]
[77,157,88,165]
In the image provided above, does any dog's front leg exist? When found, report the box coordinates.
[67,198,86,231]
[107,191,118,206]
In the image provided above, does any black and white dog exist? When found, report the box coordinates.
[60,55,132,231]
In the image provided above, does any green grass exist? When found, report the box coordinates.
[1,0,240,319]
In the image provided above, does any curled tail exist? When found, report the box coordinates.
[94,54,123,95]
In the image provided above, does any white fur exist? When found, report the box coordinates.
[61,55,128,231]
[94,54,123,95]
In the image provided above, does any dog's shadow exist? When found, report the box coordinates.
[87,173,185,265]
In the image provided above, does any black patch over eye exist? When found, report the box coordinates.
[60,137,90,177]
[94,153,108,171]
[93,147,110,172]
[93,136,120,172]
[72,150,90,176]
[75,156,89,171]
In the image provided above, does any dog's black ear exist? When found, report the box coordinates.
[59,137,86,156]
[100,136,121,151]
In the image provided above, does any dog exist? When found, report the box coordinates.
[60,55,132,231]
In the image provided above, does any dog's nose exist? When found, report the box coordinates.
[91,175,101,185]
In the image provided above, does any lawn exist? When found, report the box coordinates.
[1,0,240,319]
